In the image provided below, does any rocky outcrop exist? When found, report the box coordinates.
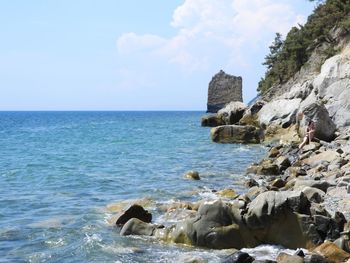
[207,70,243,113]
[218,101,247,125]
[201,114,225,127]
[258,99,301,128]
[211,125,262,144]
[114,204,152,226]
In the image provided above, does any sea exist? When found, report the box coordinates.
[0,111,291,262]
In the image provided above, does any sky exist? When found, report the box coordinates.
[0,0,316,110]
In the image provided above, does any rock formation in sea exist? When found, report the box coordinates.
[207,70,242,113]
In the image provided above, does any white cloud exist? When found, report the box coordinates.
[117,0,307,71]
[115,0,311,105]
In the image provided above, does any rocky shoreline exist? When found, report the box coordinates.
[109,29,350,263]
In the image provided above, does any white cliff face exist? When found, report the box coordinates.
[312,43,350,128]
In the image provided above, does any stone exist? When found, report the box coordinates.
[268,147,280,158]
[276,252,303,263]
[303,253,327,263]
[201,114,225,127]
[244,191,321,249]
[293,179,331,193]
[217,189,239,199]
[258,99,302,127]
[271,178,286,188]
[207,70,243,113]
[300,187,325,203]
[245,178,259,188]
[298,102,336,142]
[218,101,247,125]
[275,156,291,170]
[256,163,280,176]
[184,170,200,180]
[114,204,152,226]
[211,125,262,144]
[313,241,350,263]
[221,251,255,263]
[120,218,157,236]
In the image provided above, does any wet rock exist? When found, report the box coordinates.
[313,241,350,263]
[165,200,257,249]
[245,178,259,188]
[221,251,254,263]
[275,156,291,171]
[185,171,200,180]
[114,204,152,226]
[120,218,157,236]
[201,114,224,127]
[211,125,262,144]
[217,189,239,199]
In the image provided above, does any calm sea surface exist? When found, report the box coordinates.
[0,111,270,262]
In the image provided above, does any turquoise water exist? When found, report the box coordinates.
[0,111,266,262]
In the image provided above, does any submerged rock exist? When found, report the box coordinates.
[184,170,200,180]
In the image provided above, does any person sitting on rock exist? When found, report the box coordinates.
[298,120,316,150]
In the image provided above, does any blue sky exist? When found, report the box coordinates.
[0,0,315,110]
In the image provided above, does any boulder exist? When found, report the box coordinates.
[221,251,255,263]
[158,200,258,249]
[211,125,262,144]
[313,241,350,263]
[201,114,225,127]
[218,101,247,125]
[293,179,331,193]
[258,99,302,128]
[244,191,322,249]
[276,252,303,263]
[298,102,336,142]
[120,218,157,236]
[207,70,243,113]
[185,170,200,180]
[302,151,339,167]
[114,204,152,226]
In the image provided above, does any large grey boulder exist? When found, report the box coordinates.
[207,70,243,113]
[244,191,322,249]
[258,99,301,128]
[120,218,157,236]
[298,102,336,141]
[210,125,261,144]
[218,101,247,125]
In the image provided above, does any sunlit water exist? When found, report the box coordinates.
[0,111,269,262]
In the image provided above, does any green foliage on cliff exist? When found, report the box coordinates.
[258,0,350,94]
